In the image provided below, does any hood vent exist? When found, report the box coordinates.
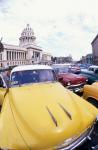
[46,106,58,127]
[58,103,72,120]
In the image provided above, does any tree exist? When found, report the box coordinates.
[0,38,4,52]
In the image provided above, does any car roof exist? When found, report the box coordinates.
[89,65,98,68]
[11,65,53,74]
[52,63,71,66]
[81,70,94,74]
[52,64,70,68]
[81,70,98,77]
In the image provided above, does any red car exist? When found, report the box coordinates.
[69,65,81,74]
[52,64,88,92]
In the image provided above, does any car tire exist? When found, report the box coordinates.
[87,98,98,108]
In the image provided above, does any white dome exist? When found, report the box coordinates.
[21,24,34,37]
[19,24,36,46]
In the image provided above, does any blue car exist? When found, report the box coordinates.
[79,69,98,84]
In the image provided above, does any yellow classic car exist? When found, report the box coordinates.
[0,65,98,150]
[83,82,98,108]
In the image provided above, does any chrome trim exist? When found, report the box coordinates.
[66,83,85,92]
[67,83,85,88]
[92,145,98,150]
[56,121,96,150]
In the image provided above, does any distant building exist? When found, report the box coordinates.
[79,53,93,64]
[86,54,93,64]
[91,34,98,65]
[41,52,52,65]
[52,56,73,64]
[0,24,51,67]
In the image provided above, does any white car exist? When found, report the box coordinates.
[88,65,98,73]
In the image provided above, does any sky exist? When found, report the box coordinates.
[0,0,98,60]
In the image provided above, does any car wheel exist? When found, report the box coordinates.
[87,98,98,108]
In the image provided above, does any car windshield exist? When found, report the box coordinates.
[11,69,56,87]
[54,67,69,74]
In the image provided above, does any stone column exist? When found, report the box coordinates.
[12,52,13,60]
[19,52,21,60]
[33,51,35,59]
[10,51,12,60]
[17,52,19,60]
[15,52,16,60]
[21,52,22,60]
[18,52,19,60]
[23,53,25,59]
[21,52,23,59]
[23,53,24,60]
[8,51,9,60]
[13,52,15,60]
[16,52,18,60]
[22,53,23,60]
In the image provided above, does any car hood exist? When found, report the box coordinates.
[59,73,86,84]
[9,82,98,149]
[92,82,98,87]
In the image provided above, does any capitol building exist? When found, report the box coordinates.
[0,24,52,67]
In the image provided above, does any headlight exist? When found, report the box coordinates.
[86,79,88,82]
[67,82,71,86]
[55,136,77,149]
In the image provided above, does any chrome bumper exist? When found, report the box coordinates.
[67,83,85,92]
[56,118,98,150]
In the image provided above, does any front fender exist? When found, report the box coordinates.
[83,84,98,101]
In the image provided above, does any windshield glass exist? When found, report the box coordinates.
[54,67,69,74]
[11,69,56,87]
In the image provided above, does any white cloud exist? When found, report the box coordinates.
[0,0,98,60]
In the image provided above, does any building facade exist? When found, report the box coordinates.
[41,52,52,65]
[0,24,43,67]
[91,34,98,65]
[79,54,93,65]
[52,56,73,64]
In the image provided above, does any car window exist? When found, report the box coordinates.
[95,69,98,74]
[11,69,56,86]
[88,67,94,71]
[53,67,69,74]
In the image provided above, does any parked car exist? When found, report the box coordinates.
[88,65,98,72]
[83,82,98,108]
[69,65,81,74]
[52,64,87,93]
[0,64,97,149]
[79,63,92,69]
[79,70,98,85]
